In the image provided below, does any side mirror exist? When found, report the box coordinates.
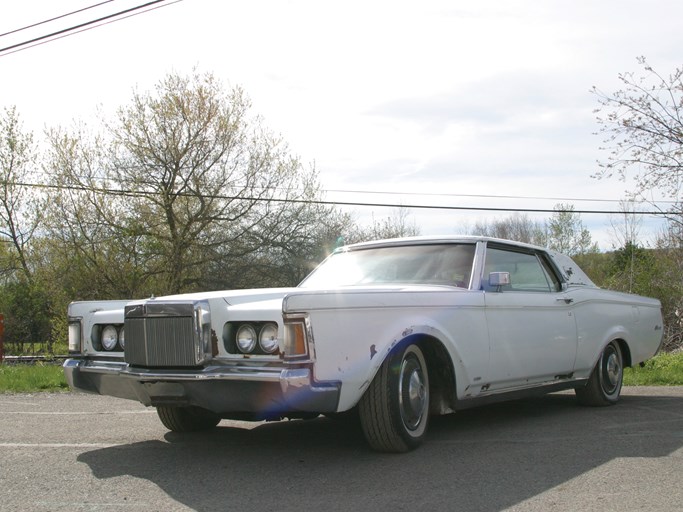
[489,272,510,291]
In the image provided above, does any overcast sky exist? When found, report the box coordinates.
[2,0,682,248]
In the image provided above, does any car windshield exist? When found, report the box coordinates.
[299,243,476,288]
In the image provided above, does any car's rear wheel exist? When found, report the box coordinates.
[576,341,623,406]
[358,342,430,452]
[157,405,221,432]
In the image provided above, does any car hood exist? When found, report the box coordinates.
[154,287,299,306]
[284,284,468,312]
[151,284,464,314]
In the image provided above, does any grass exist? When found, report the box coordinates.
[0,351,681,393]
[0,363,69,393]
[623,351,683,386]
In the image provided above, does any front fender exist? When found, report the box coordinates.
[286,290,490,412]
[360,323,472,396]
[312,315,487,411]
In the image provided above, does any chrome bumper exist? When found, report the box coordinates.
[63,358,341,416]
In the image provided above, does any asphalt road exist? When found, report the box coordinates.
[1,387,682,512]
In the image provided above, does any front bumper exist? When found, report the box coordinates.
[63,358,341,417]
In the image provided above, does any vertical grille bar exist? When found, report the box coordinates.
[124,318,147,365]
[124,301,209,367]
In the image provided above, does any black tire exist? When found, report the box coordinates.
[576,341,624,406]
[156,405,221,432]
[358,342,430,452]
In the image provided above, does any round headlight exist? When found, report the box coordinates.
[101,325,118,351]
[118,327,125,349]
[259,323,279,354]
[236,324,257,353]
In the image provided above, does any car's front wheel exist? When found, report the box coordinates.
[358,342,430,452]
[156,405,221,432]
[576,341,624,406]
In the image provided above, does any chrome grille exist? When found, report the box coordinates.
[123,301,210,367]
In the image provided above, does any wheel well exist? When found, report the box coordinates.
[615,338,632,368]
[407,334,457,415]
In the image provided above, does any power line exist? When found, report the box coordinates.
[0,0,178,57]
[1,179,674,216]
[33,168,675,207]
[0,1,115,38]
[0,0,166,54]
[324,188,679,205]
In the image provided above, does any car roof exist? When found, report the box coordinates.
[341,235,547,252]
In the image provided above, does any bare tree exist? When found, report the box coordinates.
[609,199,643,249]
[349,207,420,243]
[0,107,54,352]
[546,203,596,256]
[608,200,646,292]
[468,213,546,245]
[593,57,683,221]
[0,106,42,283]
[43,122,151,298]
[45,71,334,297]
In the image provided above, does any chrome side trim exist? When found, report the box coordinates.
[455,379,589,410]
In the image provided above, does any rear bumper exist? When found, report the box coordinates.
[63,358,341,417]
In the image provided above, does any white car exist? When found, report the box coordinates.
[64,236,664,452]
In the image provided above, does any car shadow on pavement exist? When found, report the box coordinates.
[77,391,683,512]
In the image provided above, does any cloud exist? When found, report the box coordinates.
[367,70,589,132]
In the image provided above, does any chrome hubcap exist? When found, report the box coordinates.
[601,344,622,395]
[606,352,621,387]
[399,356,427,431]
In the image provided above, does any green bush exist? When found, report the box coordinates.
[0,281,53,354]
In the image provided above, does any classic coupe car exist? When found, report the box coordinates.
[64,236,664,452]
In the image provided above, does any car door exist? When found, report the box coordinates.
[482,243,578,391]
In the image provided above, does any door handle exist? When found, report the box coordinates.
[556,297,574,304]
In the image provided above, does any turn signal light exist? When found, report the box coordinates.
[283,316,310,359]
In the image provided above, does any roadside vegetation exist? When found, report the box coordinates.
[623,351,683,386]
[0,363,68,393]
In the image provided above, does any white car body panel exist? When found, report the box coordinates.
[283,287,489,410]
[483,290,578,390]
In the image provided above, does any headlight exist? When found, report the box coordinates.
[118,326,125,349]
[259,323,279,354]
[236,324,257,353]
[101,325,118,351]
